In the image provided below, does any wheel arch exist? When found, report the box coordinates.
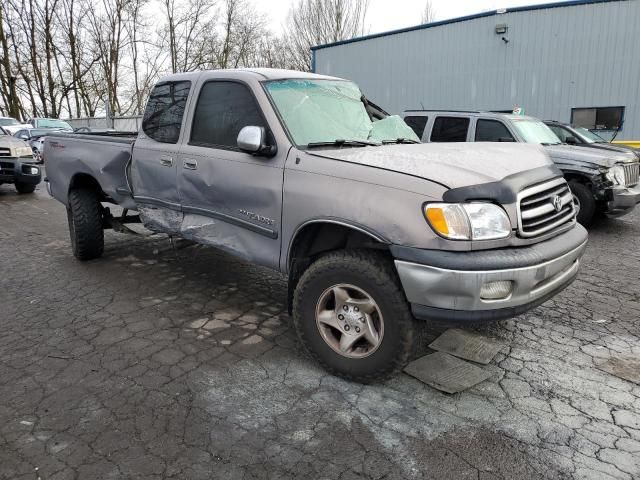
[284,219,390,313]
[68,173,108,202]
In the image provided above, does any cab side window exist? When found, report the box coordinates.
[190,81,265,149]
[430,116,470,142]
[142,81,191,144]
[475,119,515,142]
[404,116,428,139]
[549,126,570,142]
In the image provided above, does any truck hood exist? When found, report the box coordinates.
[544,144,636,167]
[584,143,640,160]
[0,135,30,149]
[309,143,552,189]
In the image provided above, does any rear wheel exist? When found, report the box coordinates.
[15,182,36,194]
[293,250,414,383]
[67,188,104,260]
[569,181,596,227]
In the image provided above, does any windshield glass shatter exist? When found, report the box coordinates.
[265,79,419,147]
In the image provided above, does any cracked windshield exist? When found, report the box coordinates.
[265,79,419,146]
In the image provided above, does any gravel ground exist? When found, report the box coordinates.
[1,181,639,480]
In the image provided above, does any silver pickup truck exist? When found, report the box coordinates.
[45,69,587,382]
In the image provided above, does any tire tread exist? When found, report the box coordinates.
[68,188,104,260]
[292,249,414,383]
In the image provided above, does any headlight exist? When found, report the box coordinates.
[605,165,626,186]
[13,146,33,157]
[424,203,512,240]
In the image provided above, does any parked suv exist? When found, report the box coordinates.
[0,127,42,193]
[403,110,640,226]
[544,120,640,159]
[45,70,587,381]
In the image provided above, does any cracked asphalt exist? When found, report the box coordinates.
[1,180,639,480]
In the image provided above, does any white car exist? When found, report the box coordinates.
[0,117,32,135]
[14,128,63,163]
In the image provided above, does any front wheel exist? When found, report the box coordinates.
[569,181,596,227]
[15,182,36,194]
[293,250,414,383]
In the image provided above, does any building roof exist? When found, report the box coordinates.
[311,0,622,51]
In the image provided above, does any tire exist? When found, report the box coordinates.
[15,182,36,194]
[569,181,596,227]
[292,250,414,383]
[67,188,104,261]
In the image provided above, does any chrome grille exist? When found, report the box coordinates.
[0,147,11,157]
[517,177,576,238]
[623,163,639,186]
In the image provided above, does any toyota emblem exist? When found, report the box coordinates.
[552,195,563,212]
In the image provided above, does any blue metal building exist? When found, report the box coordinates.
[312,0,640,143]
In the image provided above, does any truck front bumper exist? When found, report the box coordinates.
[0,157,42,185]
[605,184,640,217]
[390,225,588,322]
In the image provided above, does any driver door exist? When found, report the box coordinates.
[177,79,285,269]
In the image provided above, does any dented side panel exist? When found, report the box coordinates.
[44,134,136,209]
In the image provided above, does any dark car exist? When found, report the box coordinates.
[545,120,640,160]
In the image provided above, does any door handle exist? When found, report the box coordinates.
[160,155,173,167]
[183,159,198,170]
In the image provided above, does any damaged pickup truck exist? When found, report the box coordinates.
[45,69,587,382]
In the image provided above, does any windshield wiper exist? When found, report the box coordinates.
[381,138,421,145]
[306,139,379,148]
[541,142,562,146]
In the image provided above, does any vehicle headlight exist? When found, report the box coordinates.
[605,165,626,186]
[13,146,33,157]
[424,203,512,240]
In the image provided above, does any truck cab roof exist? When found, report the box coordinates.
[158,68,342,84]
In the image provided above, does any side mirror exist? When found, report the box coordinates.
[565,136,578,145]
[237,126,275,156]
[498,137,515,142]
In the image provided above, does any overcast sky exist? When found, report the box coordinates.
[265,0,571,34]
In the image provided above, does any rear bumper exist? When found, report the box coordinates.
[606,184,640,216]
[391,225,588,322]
[0,157,42,184]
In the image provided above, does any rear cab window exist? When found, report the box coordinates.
[430,116,470,142]
[142,81,191,144]
[475,119,515,142]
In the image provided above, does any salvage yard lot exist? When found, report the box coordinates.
[1,181,639,480]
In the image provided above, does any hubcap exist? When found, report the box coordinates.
[315,284,384,359]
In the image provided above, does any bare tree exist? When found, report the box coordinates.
[421,0,436,24]
[284,0,369,71]
[0,2,25,118]
[0,0,318,120]
[163,0,216,73]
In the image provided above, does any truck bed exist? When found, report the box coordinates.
[44,132,138,210]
